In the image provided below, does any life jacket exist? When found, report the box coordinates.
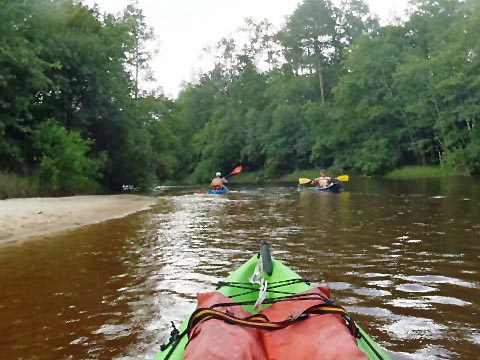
[184,287,368,360]
[210,177,224,190]
[316,178,330,187]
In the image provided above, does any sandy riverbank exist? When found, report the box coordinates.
[0,194,156,246]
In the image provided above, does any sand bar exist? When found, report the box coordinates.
[0,194,156,246]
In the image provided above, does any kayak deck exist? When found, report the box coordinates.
[208,187,228,194]
[155,254,389,359]
[315,182,342,192]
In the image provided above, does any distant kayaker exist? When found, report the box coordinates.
[210,172,228,190]
[311,170,332,187]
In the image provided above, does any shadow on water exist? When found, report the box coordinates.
[0,178,479,359]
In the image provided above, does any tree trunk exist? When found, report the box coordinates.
[316,54,325,104]
[134,36,139,99]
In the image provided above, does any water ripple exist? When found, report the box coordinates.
[396,283,438,293]
[396,275,477,288]
[385,316,448,340]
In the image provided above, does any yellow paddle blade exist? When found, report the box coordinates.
[336,175,349,182]
[298,178,311,185]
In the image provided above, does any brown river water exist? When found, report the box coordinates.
[0,179,479,359]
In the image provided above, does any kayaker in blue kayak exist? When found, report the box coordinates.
[311,170,332,187]
[210,171,228,191]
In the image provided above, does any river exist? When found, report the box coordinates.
[0,178,479,359]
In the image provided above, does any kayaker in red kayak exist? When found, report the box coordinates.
[210,172,228,190]
[311,170,332,187]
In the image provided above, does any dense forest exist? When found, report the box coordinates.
[1,0,479,196]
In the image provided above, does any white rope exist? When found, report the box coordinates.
[249,256,263,285]
[254,279,268,309]
[250,256,268,309]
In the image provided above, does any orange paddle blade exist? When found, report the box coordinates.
[230,165,243,176]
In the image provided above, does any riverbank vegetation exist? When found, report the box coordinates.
[0,172,39,199]
[385,166,469,179]
[1,0,479,198]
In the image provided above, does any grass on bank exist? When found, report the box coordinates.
[234,166,469,184]
[0,171,104,199]
[279,170,326,182]
[234,170,270,183]
[233,169,317,183]
[384,165,469,179]
[0,172,40,199]
[233,169,333,184]
[3,166,469,199]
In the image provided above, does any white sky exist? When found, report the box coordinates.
[81,0,409,98]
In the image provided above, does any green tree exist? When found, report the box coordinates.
[0,0,51,171]
[279,0,339,103]
[331,26,409,174]
[33,120,105,194]
[121,1,155,99]
[136,94,181,182]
